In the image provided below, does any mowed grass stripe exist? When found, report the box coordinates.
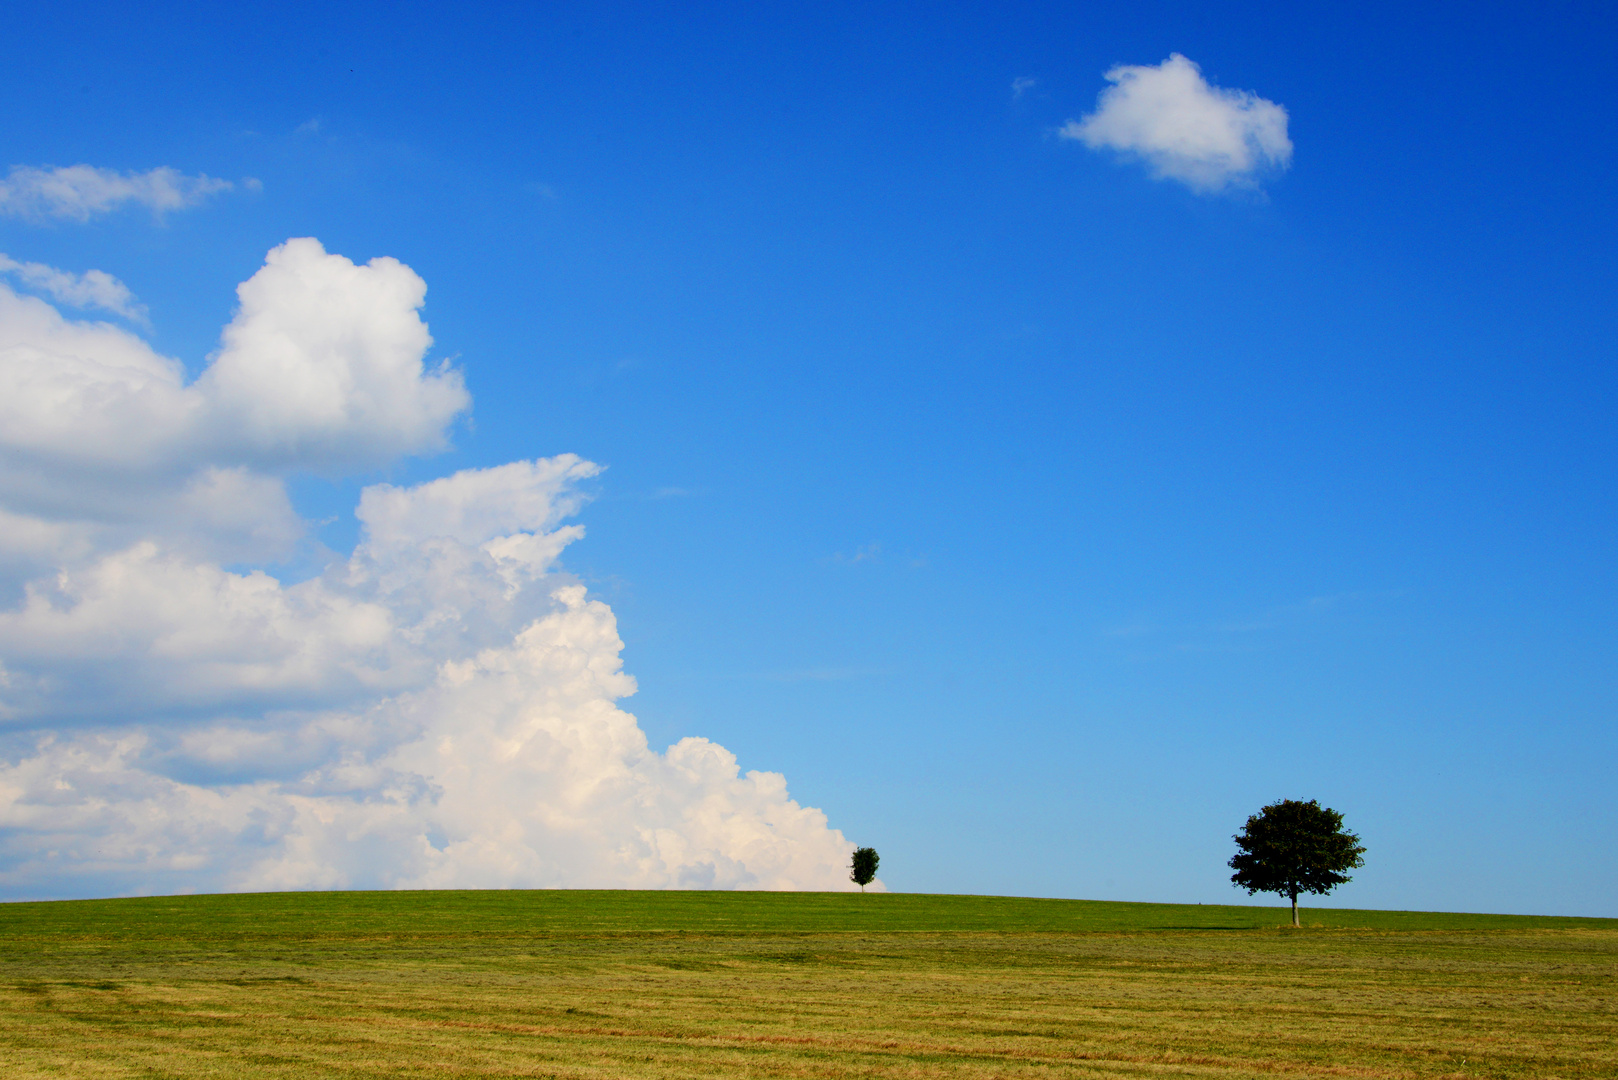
[1,891,1614,1078]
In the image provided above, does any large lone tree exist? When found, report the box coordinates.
[1229,799,1365,927]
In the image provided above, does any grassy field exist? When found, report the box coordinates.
[0,891,1613,1079]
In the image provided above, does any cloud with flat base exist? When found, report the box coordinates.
[0,238,866,898]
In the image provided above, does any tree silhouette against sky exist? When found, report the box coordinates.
[1230,799,1365,927]
[850,847,879,892]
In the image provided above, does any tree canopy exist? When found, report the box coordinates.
[849,847,879,891]
[1229,799,1365,926]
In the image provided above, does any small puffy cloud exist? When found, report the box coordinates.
[0,165,235,222]
[0,240,861,897]
[1012,76,1037,99]
[1061,54,1292,193]
[0,255,146,322]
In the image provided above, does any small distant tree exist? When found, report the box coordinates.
[849,847,879,892]
[1229,799,1365,927]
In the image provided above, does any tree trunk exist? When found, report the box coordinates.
[1290,890,1299,927]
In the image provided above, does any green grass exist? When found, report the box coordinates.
[1,890,1614,1078]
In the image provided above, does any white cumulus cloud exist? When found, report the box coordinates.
[1061,54,1292,193]
[0,239,865,898]
[200,238,471,471]
[0,165,237,222]
[0,238,467,522]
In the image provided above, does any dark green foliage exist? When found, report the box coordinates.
[850,847,880,890]
[1229,799,1366,926]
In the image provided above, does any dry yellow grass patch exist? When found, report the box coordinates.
[0,891,1612,1078]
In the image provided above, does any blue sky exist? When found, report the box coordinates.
[0,2,1614,913]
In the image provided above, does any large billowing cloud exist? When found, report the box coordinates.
[1061,54,1292,193]
[0,241,862,898]
[0,239,469,579]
